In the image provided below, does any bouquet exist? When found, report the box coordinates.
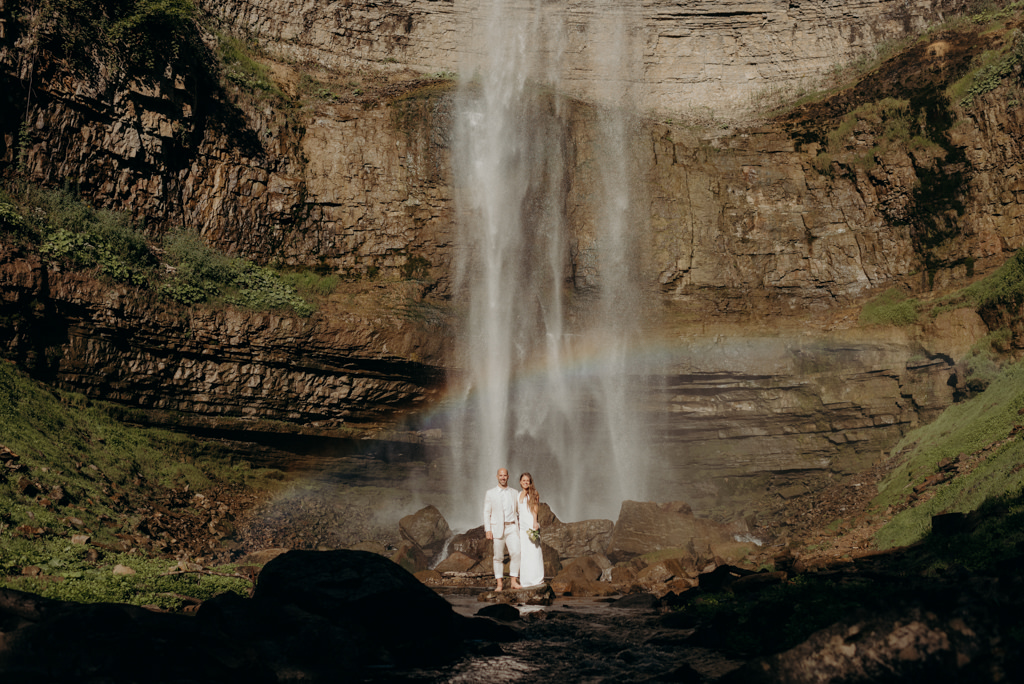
[527,528,541,545]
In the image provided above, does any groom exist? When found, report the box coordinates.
[483,467,521,591]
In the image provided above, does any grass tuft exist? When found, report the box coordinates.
[859,288,920,326]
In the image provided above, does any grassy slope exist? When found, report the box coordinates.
[874,360,1024,551]
[0,360,280,609]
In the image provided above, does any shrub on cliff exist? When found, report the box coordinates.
[935,246,1024,314]
[0,202,36,242]
[36,0,203,79]
[160,230,316,316]
[2,184,320,316]
[31,186,156,285]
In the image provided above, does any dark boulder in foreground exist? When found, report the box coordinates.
[0,550,512,682]
[251,548,464,667]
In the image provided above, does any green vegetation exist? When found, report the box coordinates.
[297,74,339,102]
[37,190,156,286]
[759,2,1024,120]
[873,359,1024,549]
[282,270,341,298]
[1,542,252,611]
[957,329,1013,389]
[160,230,317,316]
[814,98,942,174]
[0,183,327,316]
[400,254,431,280]
[933,247,1024,315]
[948,29,1024,108]
[0,362,276,608]
[40,0,202,78]
[858,287,920,326]
[215,31,281,96]
[683,484,1024,656]
[861,246,1024,335]
[904,489,1024,575]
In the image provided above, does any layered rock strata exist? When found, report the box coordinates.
[201,0,965,117]
[0,250,447,431]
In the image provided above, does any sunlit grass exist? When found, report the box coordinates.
[859,288,920,326]
[874,359,1024,549]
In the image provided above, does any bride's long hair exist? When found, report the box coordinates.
[519,472,540,518]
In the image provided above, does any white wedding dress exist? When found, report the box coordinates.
[518,495,545,587]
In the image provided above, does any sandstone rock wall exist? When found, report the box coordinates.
[645,86,1024,314]
[202,0,966,118]
[644,333,958,513]
[5,4,1021,320]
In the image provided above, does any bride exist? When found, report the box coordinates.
[517,472,545,587]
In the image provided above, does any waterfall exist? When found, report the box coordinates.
[448,0,649,526]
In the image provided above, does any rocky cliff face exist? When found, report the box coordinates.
[1,0,1022,519]
[202,0,967,118]
[0,14,454,285]
[0,248,447,434]
[644,332,964,514]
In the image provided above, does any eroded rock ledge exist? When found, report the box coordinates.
[0,249,448,434]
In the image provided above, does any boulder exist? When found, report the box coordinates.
[541,542,562,578]
[604,501,734,563]
[664,577,697,594]
[434,551,478,573]
[548,574,616,597]
[541,514,615,559]
[399,505,451,559]
[559,555,611,582]
[697,564,757,592]
[611,593,661,610]
[713,540,761,565]
[550,555,615,597]
[478,583,555,606]
[476,603,522,621]
[610,563,638,584]
[391,540,430,574]
[449,525,491,561]
[730,571,787,594]
[348,540,388,555]
[636,558,691,585]
[0,592,276,683]
[252,549,464,668]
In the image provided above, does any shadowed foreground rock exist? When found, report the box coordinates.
[0,550,516,682]
[718,604,1008,684]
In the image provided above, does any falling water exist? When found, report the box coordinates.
[448,0,648,525]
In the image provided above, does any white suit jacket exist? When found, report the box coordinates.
[483,485,518,537]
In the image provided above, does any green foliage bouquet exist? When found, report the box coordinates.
[527,528,541,545]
